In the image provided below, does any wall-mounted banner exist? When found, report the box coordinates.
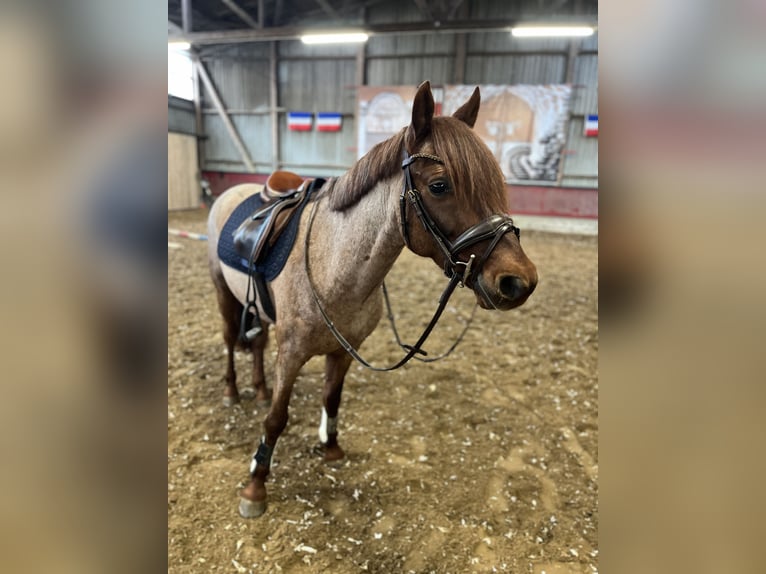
[356,86,444,158]
[316,113,343,132]
[287,112,312,131]
[584,114,598,137]
[444,85,572,183]
[356,86,417,157]
[356,85,572,184]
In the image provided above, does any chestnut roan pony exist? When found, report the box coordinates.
[207,81,538,518]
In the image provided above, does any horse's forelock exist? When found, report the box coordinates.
[430,117,509,217]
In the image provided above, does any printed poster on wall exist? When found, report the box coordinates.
[357,84,571,183]
[444,85,571,183]
[356,86,419,159]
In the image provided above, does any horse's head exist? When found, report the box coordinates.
[400,81,538,310]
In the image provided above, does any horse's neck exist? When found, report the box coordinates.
[311,178,403,303]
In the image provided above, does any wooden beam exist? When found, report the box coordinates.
[452,1,469,84]
[219,0,259,30]
[169,19,531,44]
[269,42,279,172]
[446,0,467,19]
[194,58,256,172]
[412,0,433,21]
[191,61,205,169]
[564,39,579,84]
[415,0,466,21]
[181,0,192,33]
[356,6,367,86]
[314,0,340,19]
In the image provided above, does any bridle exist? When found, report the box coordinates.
[304,147,522,371]
[400,150,520,288]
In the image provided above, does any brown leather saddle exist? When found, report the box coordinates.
[233,171,309,267]
[231,171,325,341]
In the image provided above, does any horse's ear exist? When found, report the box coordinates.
[452,86,481,128]
[405,80,435,152]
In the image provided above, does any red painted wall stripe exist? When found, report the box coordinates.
[201,171,597,219]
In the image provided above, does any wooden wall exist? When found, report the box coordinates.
[168,132,199,210]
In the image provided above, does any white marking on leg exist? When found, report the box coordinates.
[318,407,338,444]
[249,453,258,474]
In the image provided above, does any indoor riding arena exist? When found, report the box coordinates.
[168,1,598,573]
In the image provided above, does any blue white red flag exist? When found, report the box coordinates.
[316,113,343,132]
[287,112,313,131]
[584,114,598,137]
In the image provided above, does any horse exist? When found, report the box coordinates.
[206,81,538,518]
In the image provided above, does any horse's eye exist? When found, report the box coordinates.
[428,181,450,196]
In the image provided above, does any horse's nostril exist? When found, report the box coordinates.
[498,275,528,301]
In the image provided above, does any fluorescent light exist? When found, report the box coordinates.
[511,26,594,38]
[168,41,191,51]
[301,33,368,45]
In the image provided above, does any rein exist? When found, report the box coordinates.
[304,191,464,372]
[303,148,520,371]
[381,281,478,363]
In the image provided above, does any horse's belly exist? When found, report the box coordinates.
[219,260,383,353]
[220,262,275,325]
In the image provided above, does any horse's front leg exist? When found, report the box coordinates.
[238,346,306,518]
[318,350,352,463]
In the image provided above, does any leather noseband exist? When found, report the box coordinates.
[400,150,520,286]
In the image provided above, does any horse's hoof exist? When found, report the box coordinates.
[239,497,267,518]
[319,443,346,465]
[223,395,240,407]
[239,387,256,399]
[326,455,346,467]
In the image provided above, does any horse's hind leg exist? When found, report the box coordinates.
[318,350,353,463]
[213,279,243,407]
[246,328,272,407]
[239,344,309,518]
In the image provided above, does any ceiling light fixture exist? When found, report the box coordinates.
[301,32,369,45]
[511,26,594,38]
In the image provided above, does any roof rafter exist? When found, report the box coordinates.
[314,0,340,19]
[219,0,260,29]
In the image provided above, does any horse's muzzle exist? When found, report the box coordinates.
[475,273,537,310]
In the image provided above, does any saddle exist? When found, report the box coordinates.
[233,171,308,267]
[226,171,325,342]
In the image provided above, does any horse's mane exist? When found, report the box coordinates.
[328,117,508,217]
[327,129,406,212]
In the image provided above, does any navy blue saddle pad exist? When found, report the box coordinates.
[217,179,324,281]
